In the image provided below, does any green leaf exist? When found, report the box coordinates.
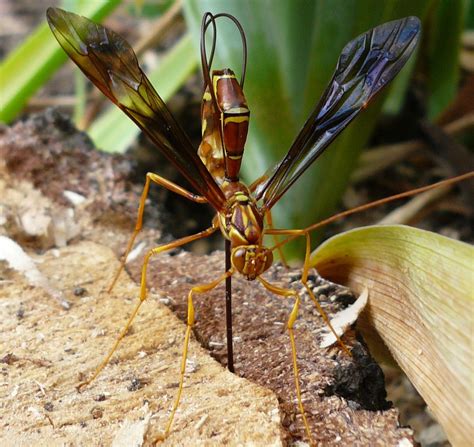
[425,0,467,119]
[184,0,432,258]
[0,0,121,124]
[127,0,175,18]
[311,225,473,446]
[88,34,198,153]
[467,0,474,27]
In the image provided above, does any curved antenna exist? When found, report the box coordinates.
[200,12,218,108]
[202,13,217,80]
[200,11,248,92]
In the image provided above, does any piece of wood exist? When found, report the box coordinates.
[0,240,283,446]
[0,110,418,445]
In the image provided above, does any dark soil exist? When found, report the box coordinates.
[1,110,418,446]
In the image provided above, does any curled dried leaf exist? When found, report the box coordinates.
[320,288,368,348]
[311,225,473,446]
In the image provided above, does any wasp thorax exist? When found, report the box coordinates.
[219,183,264,247]
[231,245,273,280]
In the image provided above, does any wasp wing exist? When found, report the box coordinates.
[47,7,226,211]
[255,16,421,210]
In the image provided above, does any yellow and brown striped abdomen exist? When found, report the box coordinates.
[198,69,250,183]
[198,88,225,181]
[214,69,249,180]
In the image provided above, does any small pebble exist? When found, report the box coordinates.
[73,287,87,297]
[128,378,143,392]
[93,394,106,402]
[90,406,103,419]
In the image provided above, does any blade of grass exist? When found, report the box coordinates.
[425,0,467,119]
[0,1,121,124]
[184,0,432,258]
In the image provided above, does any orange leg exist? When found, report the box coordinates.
[249,178,288,266]
[265,228,351,356]
[257,275,314,445]
[108,172,208,293]
[156,268,233,442]
[78,224,218,391]
[265,210,289,268]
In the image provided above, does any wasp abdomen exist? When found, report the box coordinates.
[213,69,250,180]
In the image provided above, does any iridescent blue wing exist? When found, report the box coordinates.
[255,17,421,210]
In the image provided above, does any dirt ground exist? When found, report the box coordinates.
[0,111,421,446]
[1,241,283,446]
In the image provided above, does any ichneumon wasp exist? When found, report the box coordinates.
[47,8,472,443]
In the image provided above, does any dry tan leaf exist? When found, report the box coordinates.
[311,225,473,446]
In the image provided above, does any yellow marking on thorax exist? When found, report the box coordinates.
[203,91,212,101]
[235,193,248,202]
[229,227,247,245]
[241,211,249,228]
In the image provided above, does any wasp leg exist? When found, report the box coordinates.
[155,268,233,443]
[108,172,208,293]
[78,224,218,392]
[265,210,289,268]
[300,231,351,356]
[249,176,287,266]
[257,276,313,446]
[266,228,351,356]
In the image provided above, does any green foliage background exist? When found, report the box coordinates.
[0,0,468,257]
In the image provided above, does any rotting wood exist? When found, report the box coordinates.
[0,110,418,445]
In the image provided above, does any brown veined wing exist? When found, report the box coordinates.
[47,7,226,211]
[255,16,421,211]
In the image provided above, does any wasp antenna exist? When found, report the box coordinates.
[266,172,474,252]
[200,12,217,104]
[212,12,247,87]
[200,12,247,90]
